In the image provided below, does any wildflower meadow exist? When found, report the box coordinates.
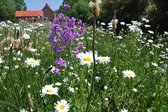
[0,2,168,112]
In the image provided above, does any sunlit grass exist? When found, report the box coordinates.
[0,20,167,112]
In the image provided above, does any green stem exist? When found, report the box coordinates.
[86,18,96,112]
[19,65,31,110]
[40,71,48,112]
[9,46,20,108]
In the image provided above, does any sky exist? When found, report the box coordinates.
[24,0,63,11]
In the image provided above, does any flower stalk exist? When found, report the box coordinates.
[86,0,101,111]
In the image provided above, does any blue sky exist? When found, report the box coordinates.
[24,0,63,11]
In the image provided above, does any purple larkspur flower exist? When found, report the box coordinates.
[54,68,61,75]
[79,28,84,35]
[68,17,76,28]
[77,19,82,25]
[49,10,85,75]
[53,46,66,53]
[73,42,85,57]
[62,3,70,10]
[49,13,84,49]
[55,58,67,67]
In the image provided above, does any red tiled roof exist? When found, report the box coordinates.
[16,11,44,17]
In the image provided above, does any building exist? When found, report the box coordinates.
[15,11,44,23]
[42,3,55,22]
[15,3,55,23]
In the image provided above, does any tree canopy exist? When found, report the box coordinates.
[60,0,167,32]
[0,0,27,21]
[59,0,90,22]
[13,0,27,10]
[0,0,15,21]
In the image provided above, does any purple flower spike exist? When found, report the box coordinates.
[77,19,83,25]
[54,68,61,75]
[49,9,85,75]
[55,58,67,68]
[62,3,70,10]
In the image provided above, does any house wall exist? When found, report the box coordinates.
[42,4,55,22]
[16,16,43,23]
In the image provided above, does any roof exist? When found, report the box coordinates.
[42,4,54,13]
[16,11,44,17]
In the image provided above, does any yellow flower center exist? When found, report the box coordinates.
[84,57,92,62]
[60,104,65,110]
[101,57,107,61]
[29,60,36,65]
[127,73,132,77]
[47,89,53,93]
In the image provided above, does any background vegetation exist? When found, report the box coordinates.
[0,0,167,32]
[0,0,168,111]
[0,0,26,21]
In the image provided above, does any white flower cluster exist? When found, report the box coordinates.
[76,51,110,67]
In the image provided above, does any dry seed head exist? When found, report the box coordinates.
[14,39,21,49]
[6,37,11,47]
[28,93,34,109]
[91,3,100,17]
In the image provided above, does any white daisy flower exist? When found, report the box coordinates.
[142,17,149,22]
[122,70,136,78]
[121,108,128,112]
[151,62,158,67]
[101,22,106,26]
[15,65,19,69]
[117,36,122,39]
[144,24,151,28]
[28,48,37,53]
[113,67,117,72]
[148,30,154,34]
[105,98,108,101]
[41,85,58,97]
[25,58,40,68]
[132,88,138,92]
[76,51,98,67]
[120,22,125,25]
[0,57,3,64]
[54,99,70,112]
[95,76,101,82]
[68,87,75,93]
[20,109,28,112]
[23,34,30,39]
[55,82,62,86]
[97,56,110,64]
[104,86,108,90]
[148,39,153,43]
[164,31,168,35]
[4,66,9,70]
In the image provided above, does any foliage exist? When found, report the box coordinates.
[0,0,27,21]
[0,18,167,111]
[12,0,27,10]
[59,0,167,32]
[149,0,168,33]
[100,0,147,23]
[59,0,91,23]
[0,0,15,21]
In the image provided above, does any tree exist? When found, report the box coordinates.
[59,0,90,22]
[0,0,15,21]
[100,0,147,23]
[69,0,91,22]
[150,0,168,33]
[12,0,27,10]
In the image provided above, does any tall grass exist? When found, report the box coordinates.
[0,20,167,112]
